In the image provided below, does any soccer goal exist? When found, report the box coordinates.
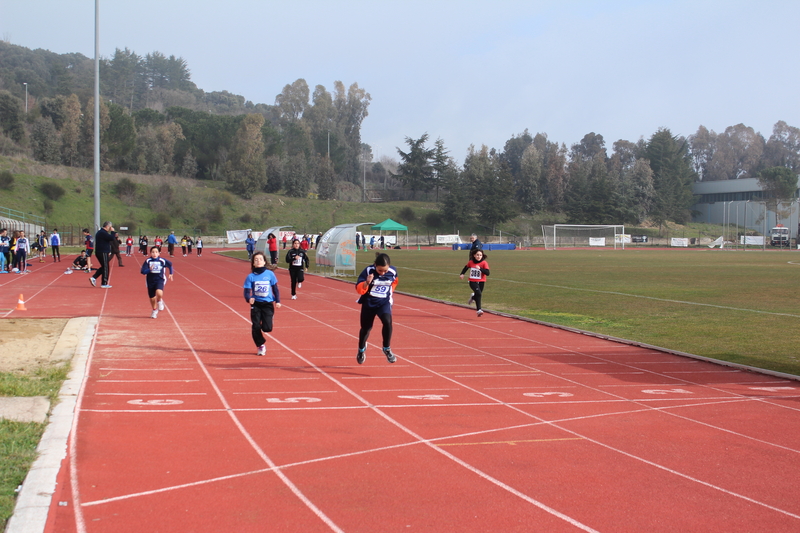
[542,224,626,250]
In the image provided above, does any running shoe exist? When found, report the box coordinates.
[477,309,484,317]
[298,282,302,288]
[291,295,297,300]
[356,349,366,365]
[90,277,96,287]
[151,310,158,319]
[257,345,266,356]
[467,293,474,306]
[100,285,112,288]
[158,300,165,311]
[383,348,397,364]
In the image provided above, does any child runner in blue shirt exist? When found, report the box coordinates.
[243,251,281,356]
[355,252,398,364]
[140,247,174,319]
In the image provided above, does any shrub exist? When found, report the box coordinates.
[239,213,252,224]
[207,205,224,224]
[43,199,54,215]
[0,170,13,190]
[424,212,444,227]
[115,178,138,198]
[153,213,171,228]
[397,207,416,222]
[40,182,66,201]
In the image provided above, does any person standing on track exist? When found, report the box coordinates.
[166,231,178,257]
[245,233,256,260]
[141,246,174,319]
[355,252,399,365]
[91,221,115,288]
[267,233,279,265]
[460,248,490,317]
[196,237,203,256]
[243,251,281,356]
[285,238,309,300]
[37,230,47,262]
[125,235,133,256]
[50,228,61,262]
[0,228,9,272]
[83,228,94,271]
[12,230,29,273]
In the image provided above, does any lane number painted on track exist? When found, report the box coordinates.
[641,388,692,395]
[397,394,450,400]
[749,386,796,392]
[523,392,573,398]
[127,399,184,406]
[266,397,322,403]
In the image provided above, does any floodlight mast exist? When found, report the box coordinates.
[93,0,101,231]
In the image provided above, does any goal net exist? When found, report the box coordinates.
[542,224,626,250]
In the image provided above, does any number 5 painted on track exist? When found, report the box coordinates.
[266,397,322,403]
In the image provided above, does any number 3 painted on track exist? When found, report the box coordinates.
[266,397,322,403]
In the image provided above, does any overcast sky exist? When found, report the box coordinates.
[3,0,798,163]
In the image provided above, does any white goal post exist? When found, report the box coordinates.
[542,224,626,250]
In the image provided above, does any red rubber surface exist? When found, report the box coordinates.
[2,251,799,532]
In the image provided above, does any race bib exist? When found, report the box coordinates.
[149,263,163,274]
[469,267,482,280]
[369,279,391,298]
[292,256,303,266]
[254,281,271,298]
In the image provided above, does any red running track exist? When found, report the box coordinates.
[2,251,800,532]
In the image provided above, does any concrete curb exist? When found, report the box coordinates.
[5,316,97,533]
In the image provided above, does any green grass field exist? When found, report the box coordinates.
[261,246,800,377]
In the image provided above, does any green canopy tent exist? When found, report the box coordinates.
[371,219,409,249]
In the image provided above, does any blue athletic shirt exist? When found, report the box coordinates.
[141,257,174,283]
[356,264,398,310]
[243,268,280,303]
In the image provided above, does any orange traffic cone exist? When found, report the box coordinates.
[15,294,27,311]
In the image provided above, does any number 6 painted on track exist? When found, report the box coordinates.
[266,397,322,403]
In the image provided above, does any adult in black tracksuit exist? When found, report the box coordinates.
[284,239,309,299]
[91,222,115,288]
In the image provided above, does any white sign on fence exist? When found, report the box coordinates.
[436,234,463,244]
[740,236,765,245]
[589,237,606,246]
[671,238,689,247]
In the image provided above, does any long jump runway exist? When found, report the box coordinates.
[3,251,800,532]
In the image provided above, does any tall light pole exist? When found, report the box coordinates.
[93,0,100,230]
[23,83,27,113]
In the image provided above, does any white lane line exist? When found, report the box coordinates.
[177,265,601,532]
[97,379,200,383]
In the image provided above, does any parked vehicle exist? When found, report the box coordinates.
[770,224,790,247]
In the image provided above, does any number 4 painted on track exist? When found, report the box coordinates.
[266,397,322,403]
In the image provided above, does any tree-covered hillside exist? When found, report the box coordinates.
[1,41,799,231]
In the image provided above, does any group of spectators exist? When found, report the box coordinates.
[0,227,64,273]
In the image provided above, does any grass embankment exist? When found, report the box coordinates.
[227,247,800,376]
[0,364,70,528]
